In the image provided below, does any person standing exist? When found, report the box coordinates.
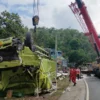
[69,67,77,86]
[71,67,77,86]
[76,68,80,80]
[69,67,73,82]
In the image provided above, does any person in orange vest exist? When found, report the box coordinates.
[76,67,80,80]
[71,67,77,86]
[69,67,73,82]
[69,66,77,86]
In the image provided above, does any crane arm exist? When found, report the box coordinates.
[69,0,100,57]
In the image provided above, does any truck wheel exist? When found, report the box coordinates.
[24,32,33,50]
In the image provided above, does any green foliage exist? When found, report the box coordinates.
[31,27,96,64]
[69,49,91,65]
[0,11,97,65]
[0,11,26,40]
[69,39,81,50]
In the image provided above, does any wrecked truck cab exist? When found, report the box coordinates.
[0,34,56,96]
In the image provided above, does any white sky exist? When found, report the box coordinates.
[0,0,100,34]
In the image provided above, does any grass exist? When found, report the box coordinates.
[44,76,70,100]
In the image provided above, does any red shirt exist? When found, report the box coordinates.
[70,68,77,77]
[72,69,77,77]
[70,68,73,75]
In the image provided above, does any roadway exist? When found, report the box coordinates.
[86,75,100,100]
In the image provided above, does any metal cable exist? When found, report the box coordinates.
[33,0,36,15]
[37,0,39,16]
[33,0,39,16]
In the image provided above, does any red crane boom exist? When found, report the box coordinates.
[69,0,100,57]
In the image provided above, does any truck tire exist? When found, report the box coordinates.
[24,32,33,50]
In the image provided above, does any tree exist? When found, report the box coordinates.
[0,11,96,63]
[69,39,81,50]
[68,49,91,65]
[0,11,25,39]
[30,27,96,62]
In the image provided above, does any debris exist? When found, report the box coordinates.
[59,77,63,80]
[62,91,65,94]
[66,87,71,92]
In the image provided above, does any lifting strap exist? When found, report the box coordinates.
[32,0,39,32]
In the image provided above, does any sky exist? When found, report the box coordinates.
[0,0,100,34]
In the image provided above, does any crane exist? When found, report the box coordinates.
[69,0,100,58]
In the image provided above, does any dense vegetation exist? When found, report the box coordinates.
[0,11,97,65]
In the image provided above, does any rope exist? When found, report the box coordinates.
[37,0,39,16]
[33,0,39,16]
[33,0,39,32]
[33,0,36,15]
[34,25,36,32]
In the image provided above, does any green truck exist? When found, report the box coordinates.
[0,33,56,96]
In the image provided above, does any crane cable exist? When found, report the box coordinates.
[33,0,36,15]
[33,0,39,15]
[32,0,39,32]
[37,0,39,16]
